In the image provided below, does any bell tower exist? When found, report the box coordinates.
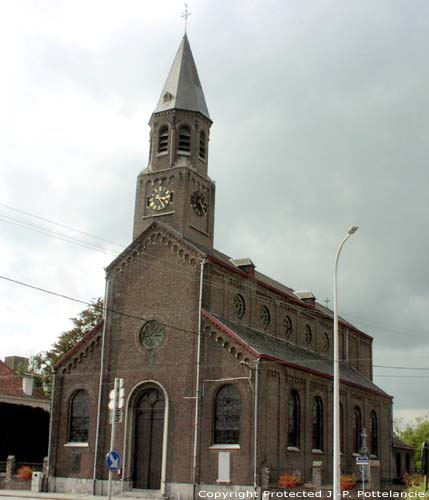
[133,35,215,249]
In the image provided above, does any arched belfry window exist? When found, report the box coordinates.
[158,125,169,153]
[370,410,378,456]
[353,406,362,453]
[69,390,90,442]
[288,390,300,448]
[340,403,345,453]
[214,384,240,444]
[178,125,191,153]
[312,396,324,451]
[199,130,206,160]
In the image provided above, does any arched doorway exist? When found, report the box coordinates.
[133,387,165,489]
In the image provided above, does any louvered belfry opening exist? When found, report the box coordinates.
[158,125,169,153]
[178,125,191,153]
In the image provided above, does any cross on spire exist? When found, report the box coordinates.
[324,297,330,308]
[181,3,191,34]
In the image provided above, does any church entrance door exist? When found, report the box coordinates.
[133,388,165,489]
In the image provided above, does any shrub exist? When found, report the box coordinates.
[341,474,357,490]
[16,466,33,481]
[279,473,302,488]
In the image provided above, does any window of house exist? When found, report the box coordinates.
[288,390,300,448]
[69,390,90,443]
[214,384,240,445]
[178,125,191,153]
[199,131,206,160]
[158,126,169,153]
[340,403,345,453]
[312,396,324,451]
[353,406,362,454]
[370,410,378,456]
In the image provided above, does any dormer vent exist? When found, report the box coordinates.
[230,257,255,277]
[294,290,316,306]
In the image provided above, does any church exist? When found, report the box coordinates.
[48,34,397,498]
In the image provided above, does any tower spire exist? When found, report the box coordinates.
[153,34,210,120]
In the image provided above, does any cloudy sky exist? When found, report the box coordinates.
[1,0,428,423]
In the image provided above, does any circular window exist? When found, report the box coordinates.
[283,315,292,338]
[260,305,271,327]
[232,294,245,319]
[322,332,329,352]
[140,321,166,350]
[304,324,312,346]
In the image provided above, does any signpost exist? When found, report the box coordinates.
[357,429,370,493]
[107,378,125,500]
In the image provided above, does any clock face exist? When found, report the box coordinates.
[148,186,171,211]
[140,321,166,350]
[191,191,208,216]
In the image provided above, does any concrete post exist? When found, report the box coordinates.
[6,456,16,482]
[312,461,323,489]
[369,460,381,490]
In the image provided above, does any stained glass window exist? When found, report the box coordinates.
[214,384,240,444]
[69,390,90,442]
[312,397,324,451]
[288,390,300,448]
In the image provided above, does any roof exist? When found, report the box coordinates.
[153,34,210,120]
[188,240,371,340]
[54,320,104,370]
[392,436,415,451]
[203,311,390,398]
[0,359,47,400]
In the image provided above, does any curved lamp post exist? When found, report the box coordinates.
[333,225,359,498]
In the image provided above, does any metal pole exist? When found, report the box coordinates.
[253,358,260,493]
[192,258,205,499]
[333,226,358,499]
[93,278,110,495]
[108,377,118,500]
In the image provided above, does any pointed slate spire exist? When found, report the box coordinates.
[154,34,210,120]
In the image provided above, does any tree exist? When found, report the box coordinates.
[30,297,104,396]
[396,416,429,471]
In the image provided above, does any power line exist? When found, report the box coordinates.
[0,202,125,248]
[1,204,425,342]
[0,272,428,372]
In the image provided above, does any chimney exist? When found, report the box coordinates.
[22,375,34,396]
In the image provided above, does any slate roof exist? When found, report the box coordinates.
[153,34,210,120]
[0,359,47,400]
[188,239,369,338]
[203,311,390,398]
[392,436,415,450]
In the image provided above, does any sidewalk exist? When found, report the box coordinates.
[0,491,152,500]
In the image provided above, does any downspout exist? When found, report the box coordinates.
[192,257,205,499]
[45,371,56,491]
[254,358,260,492]
[92,278,110,495]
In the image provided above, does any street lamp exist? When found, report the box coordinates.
[333,225,359,498]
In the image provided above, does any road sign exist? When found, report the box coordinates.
[356,456,369,465]
[106,450,121,472]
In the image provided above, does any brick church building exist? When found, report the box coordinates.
[48,35,395,497]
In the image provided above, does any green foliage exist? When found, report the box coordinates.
[396,416,429,471]
[29,298,104,397]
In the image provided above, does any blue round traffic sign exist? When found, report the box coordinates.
[106,450,121,471]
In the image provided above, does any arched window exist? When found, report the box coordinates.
[158,125,169,153]
[312,397,324,451]
[69,390,90,442]
[340,403,345,453]
[214,384,240,444]
[178,125,191,153]
[199,131,206,160]
[370,410,378,456]
[288,390,300,448]
[353,406,362,454]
